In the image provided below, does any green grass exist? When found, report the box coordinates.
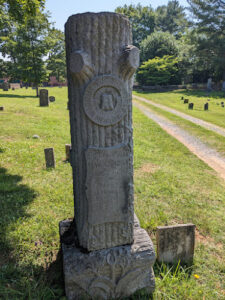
[133,98,225,157]
[0,88,224,299]
[133,90,225,129]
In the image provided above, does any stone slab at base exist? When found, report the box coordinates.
[59,218,155,300]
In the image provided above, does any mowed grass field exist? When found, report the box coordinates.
[0,88,224,299]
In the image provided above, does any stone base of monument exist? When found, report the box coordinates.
[59,217,155,300]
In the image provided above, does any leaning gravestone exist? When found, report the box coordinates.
[39,89,49,106]
[59,12,155,300]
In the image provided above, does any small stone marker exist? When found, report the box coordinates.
[207,77,212,91]
[3,82,8,91]
[222,103,224,108]
[207,98,210,101]
[32,134,39,139]
[44,148,55,168]
[184,99,189,104]
[39,89,49,106]
[156,224,195,264]
[65,144,71,161]
[188,103,194,110]
[49,96,55,102]
[222,81,225,92]
[204,103,209,110]
[181,96,184,100]
[60,12,155,300]
[0,106,4,111]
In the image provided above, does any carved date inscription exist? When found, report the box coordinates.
[85,144,131,225]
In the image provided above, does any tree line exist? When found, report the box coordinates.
[116,0,225,86]
[0,0,225,87]
[0,0,66,92]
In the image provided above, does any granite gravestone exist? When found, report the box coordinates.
[204,103,209,111]
[39,89,49,106]
[156,224,195,264]
[188,103,194,110]
[44,148,55,168]
[207,78,212,91]
[59,12,155,300]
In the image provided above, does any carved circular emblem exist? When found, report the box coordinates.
[83,75,128,126]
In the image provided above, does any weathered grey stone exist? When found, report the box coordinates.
[0,106,4,111]
[49,96,55,102]
[204,103,209,110]
[60,217,155,300]
[65,12,139,251]
[44,147,55,168]
[39,89,49,106]
[207,77,212,91]
[188,103,194,110]
[65,144,71,161]
[3,82,8,91]
[156,224,195,264]
[222,81,225,91]
[32,134,39,139]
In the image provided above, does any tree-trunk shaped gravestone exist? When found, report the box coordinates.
[59,12,155,300]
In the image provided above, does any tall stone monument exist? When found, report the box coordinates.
[60,12,155,299]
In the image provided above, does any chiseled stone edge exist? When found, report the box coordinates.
[59,216,155,300]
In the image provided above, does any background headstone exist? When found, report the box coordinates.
[188,103,194,109]
[44,148,55,168]
[156,224,195,264]
[49,96,55,102]
[184,99,189,104]
[204,103,209,110]
[39,89,49,106]
[207,77,212,91]
[0,106,4,111]
[222,81,225,91]
[65,144,71,161]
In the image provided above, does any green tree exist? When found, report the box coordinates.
[1,11,51,95]
[140,31,179,62]
[155,0,188,38]
[115,4,155,47]
[188,0,225,81]
[136,55,180,86]
[46,28,66,83]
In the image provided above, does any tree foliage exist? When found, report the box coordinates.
[115,4,155,47]
[188,0,225,80]
[136,55,180,86]
[155,0,188,37]
[140,31,179,62]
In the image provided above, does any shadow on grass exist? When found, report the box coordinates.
[0,93,37,98]
[0,167,64,298]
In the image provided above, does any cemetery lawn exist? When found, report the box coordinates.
[0,88,224,299]
[133,98,225,157]
[133,90,225,129]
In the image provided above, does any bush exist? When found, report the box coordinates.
[136,55,181,86]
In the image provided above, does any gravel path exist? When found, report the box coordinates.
[133,95,225,138]
[134,101,225,180]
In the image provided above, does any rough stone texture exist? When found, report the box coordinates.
[49,96,55,102]
[44,148,55,168]
[65,144,71,161]
[60,217,155,300]
[204,103,209,111]
[40,89,49,106]
[188,103,194,110]
[156,224,195,264]
[65,12,139,251]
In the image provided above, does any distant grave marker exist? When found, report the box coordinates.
[65,144,71,161]
[0,106,4,111]
[44,148,55,168]
[49,96,55,102]
[184,99,189,104]
[156,224,195,264]
[39,89,49,106]
[204,103,209,110]
[188,103,194,110]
